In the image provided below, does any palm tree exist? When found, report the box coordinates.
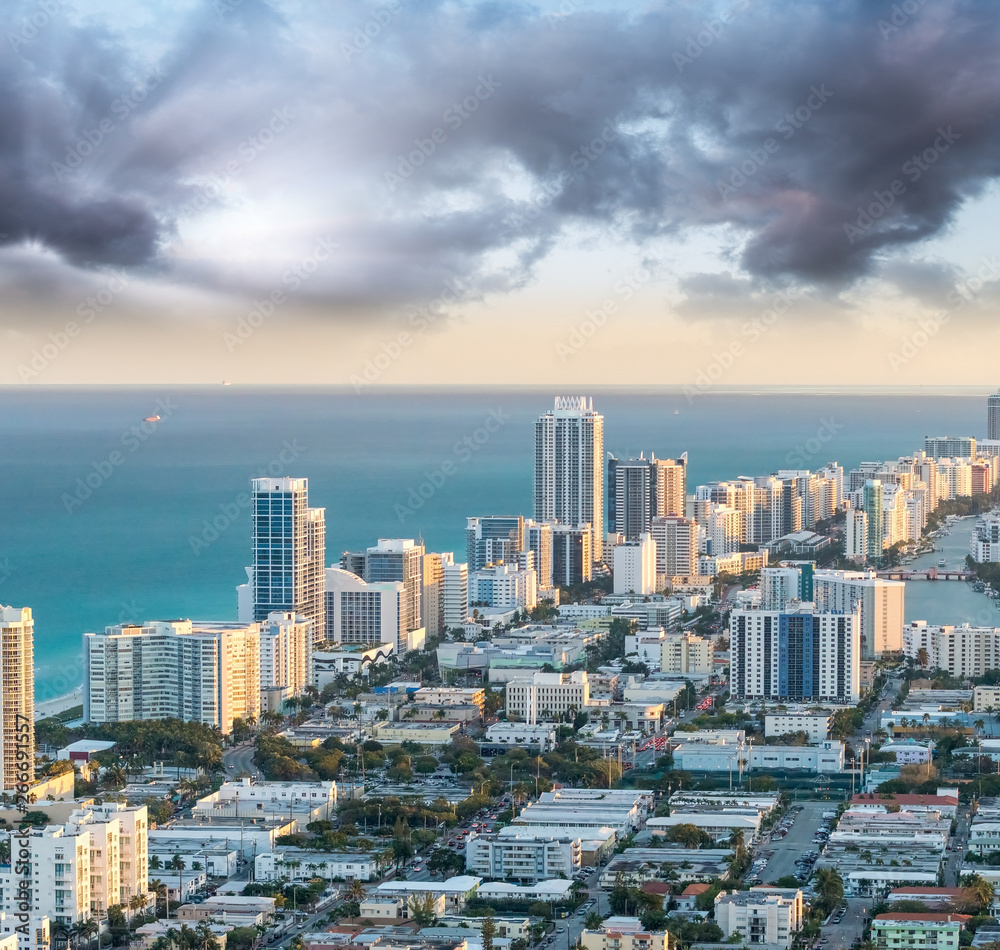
[346,878,366,902]
[583,912,603,931]
[813,868,845,912]
[916,647,929,670]
[962,873,995,911]
[129,892,150,920]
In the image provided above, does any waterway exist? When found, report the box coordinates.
[903,515,1000,626]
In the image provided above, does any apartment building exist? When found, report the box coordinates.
[83,620,261,734]
[904,621,1000,679]
[0,606,33,790]
[465,830,581,882]
[871,914,965,950]
[258,611,312,698]
[813,569,905,659]
[715,889,803,950]
[505,671,590,722]
[581,918,670,950]
[660,633,713,675]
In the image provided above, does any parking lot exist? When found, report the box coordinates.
[758,801,833,884]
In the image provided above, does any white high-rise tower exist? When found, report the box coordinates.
[239,477,326,644]
[534,396,604,563]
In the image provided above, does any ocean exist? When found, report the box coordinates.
[0,385,994,703]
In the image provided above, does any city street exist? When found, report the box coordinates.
[223,740,263,779]
[823,896,871,950]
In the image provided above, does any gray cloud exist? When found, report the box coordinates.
[1,0,999,318]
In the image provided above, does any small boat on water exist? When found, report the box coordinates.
[143,415,161,423]
[938,558,947,567]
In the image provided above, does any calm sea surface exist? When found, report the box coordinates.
[0,386,993,701]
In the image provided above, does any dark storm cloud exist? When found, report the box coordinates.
[1,0,999,313]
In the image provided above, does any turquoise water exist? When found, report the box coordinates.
[0,386,993,702]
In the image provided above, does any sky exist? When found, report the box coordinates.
[1,0,1000,387]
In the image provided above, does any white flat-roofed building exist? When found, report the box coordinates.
[479,880,575,902]
[748,740,845,773]
[465,829,581,882]
[764,714,831,743]
[83,619,260,735]
[414,687,485,712]
[505,671,590,722]
[669,730,748,773]
[323,567,406,654]
[443,560,470,630]
[471,562,537,612]
[372,721,460,746]
[647,812,761,842]
[715,888,804,949]
[904,621,1000,679]
[512,789,649,837]
[879,740,933,764]
[480,722,557,754]
[193,778,336,821]
[374,875,482,913]
[255,850,377,882]
[613,535,657,596]
[259,611,312,699]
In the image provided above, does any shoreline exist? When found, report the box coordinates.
[34,686,83,721]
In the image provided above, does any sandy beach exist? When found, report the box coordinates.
[34,687,83,721]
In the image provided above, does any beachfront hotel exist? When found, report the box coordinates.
[83,619,261,734]
[534,396,605,563]
[0,606,34,790]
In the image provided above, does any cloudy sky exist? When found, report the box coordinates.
[1,0,1000,386]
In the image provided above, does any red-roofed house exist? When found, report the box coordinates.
[676,883,711,912]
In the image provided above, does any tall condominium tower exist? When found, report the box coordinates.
[862,479,884,561]
[0,606,34,790]
[83,620,261,734]
[524,520,553,590]
[608,453,686,539]
[534,396,604,562]
[365,539,424,634]
[990,391,1000,441]
[241,477,326,644]
[466,516,524,572]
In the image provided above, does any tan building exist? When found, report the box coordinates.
[975,685,1000,713]
[0,606,33,791]
[581,917,670,950]
[414,687,485,713]
[661,632,712,675]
